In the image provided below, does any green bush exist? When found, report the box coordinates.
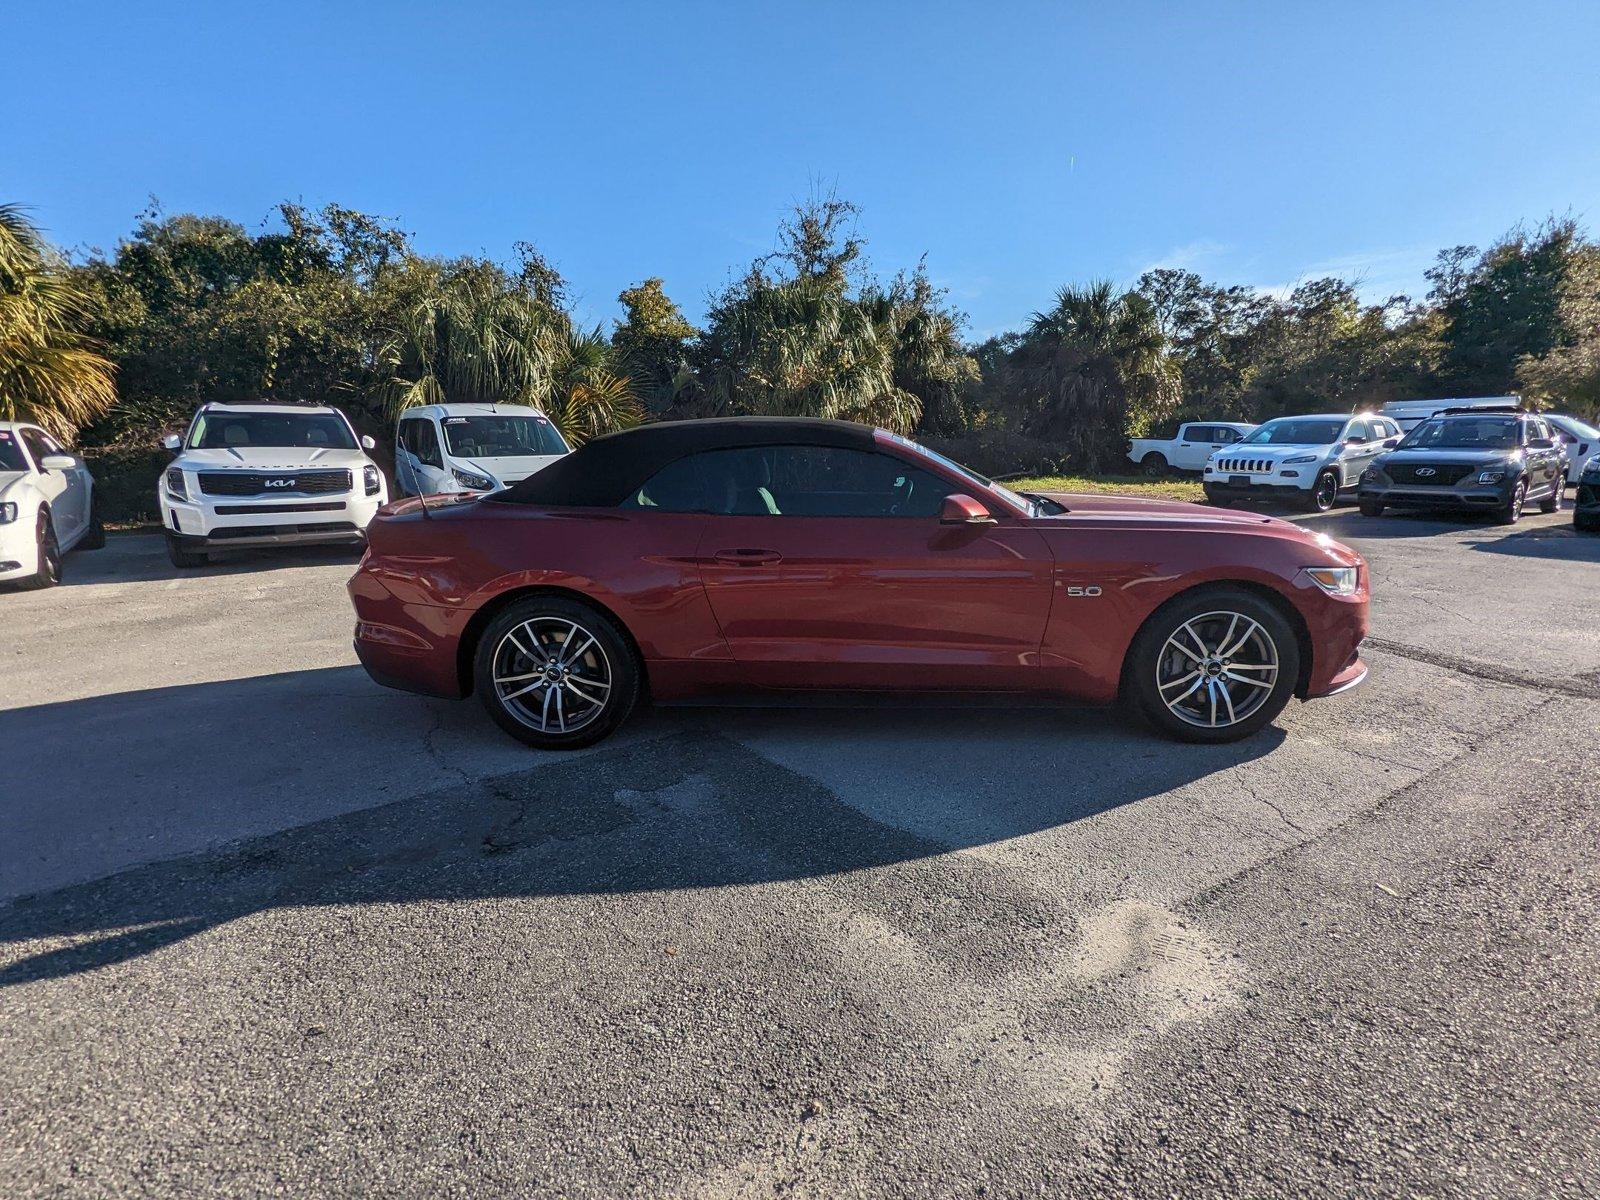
[83,445,169,526]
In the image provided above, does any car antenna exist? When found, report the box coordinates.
[417,488,431,519]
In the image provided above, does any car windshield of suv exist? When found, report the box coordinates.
[1398,417,1520,450]
[1242,419,1345,446]
[442,415,569,458]
[0,430,28,472]
[189,412,357,450]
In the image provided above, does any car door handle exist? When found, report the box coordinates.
[713,548,782,565]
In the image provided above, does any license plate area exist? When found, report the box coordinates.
[1229,474,1251,487]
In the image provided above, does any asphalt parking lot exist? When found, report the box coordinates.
[2,506,1597,1197]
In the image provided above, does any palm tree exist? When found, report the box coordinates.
[0,204,116,439]
[1011,282,1179,470]
[542,326,644,446]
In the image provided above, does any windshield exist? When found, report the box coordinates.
[881,432,1038,516]
[0,430,27,472]
[1398,417,1521,451]
[189,411,357,450]
[442,414,568,458]
[1243,419,1345,446]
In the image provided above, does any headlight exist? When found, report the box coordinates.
[452,466,494,491]
[0,501,17,524]
[1303,566,1359,596]
[1282,454,1318,465]
[165,467,187,500]
[1476,470,1505,485]
[364,465,381,496]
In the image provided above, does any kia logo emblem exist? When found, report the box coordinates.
[1416,467,1436,477]
[266,478,295,488]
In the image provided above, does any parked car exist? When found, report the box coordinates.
[1127,422,1256,475]
[0,422,104,589]
[350,418,1369,749]
[158,402,388,567]
[1575,455,1600,533]
[395,404,569,496]
[1380,396,1520,433]
[1202,413,1403,512]
[1357,409,1567,523]
[1544,413,1600,485]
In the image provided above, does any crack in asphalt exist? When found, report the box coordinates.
[1365,637,1599,700]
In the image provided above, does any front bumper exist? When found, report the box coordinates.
[0,519,36,580]
[1203,478,1310,501]
[1358,479,1515,509]
[160,488,386,548]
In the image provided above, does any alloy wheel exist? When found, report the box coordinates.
[490,617,614,734]
[1155,610,1281,729]
[1312,472,1338,511]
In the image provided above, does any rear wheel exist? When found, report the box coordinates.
[474,596,640,750]
[1359,498,1385,518]
[1125,588,1300,744]
[81,495,107,549]
[17,512,62,590]
[1141,453,1168,478]
[1539,480,1562,514]
[1497,479,1528,525]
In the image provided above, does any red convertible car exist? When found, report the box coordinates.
[349,418,1368,749]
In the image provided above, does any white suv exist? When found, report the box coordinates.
[395,403,569,496]
[158,402,388,567]
[1202,413,1404,512]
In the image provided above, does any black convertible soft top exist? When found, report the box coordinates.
[490,417,878,508]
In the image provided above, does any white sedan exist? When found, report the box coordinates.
[0,421,103,589]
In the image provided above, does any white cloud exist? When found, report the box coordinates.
[1140,238,1231,274]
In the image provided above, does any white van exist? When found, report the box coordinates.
[395,404,570,496]
[1380,396,1520,432]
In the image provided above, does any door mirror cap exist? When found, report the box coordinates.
[161,434,182,452]
[38,454,76,472]
[940,494,997,525]
[361,434,376,450]
[1527,437,1556,450]
[1344,435,1365,445]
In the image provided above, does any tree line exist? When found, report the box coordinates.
[3,196,1598,482]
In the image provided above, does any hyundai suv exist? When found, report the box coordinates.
[1357,408,1567,525]
[159,403,388,567]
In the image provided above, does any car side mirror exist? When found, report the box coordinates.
[940,494,997,525]
[39,454,76,472]
[1344,436,1364,445]
[361,435,376,450]
[1383,437,1400,448]
[161,434,182,452]
[1527,437,1555,450]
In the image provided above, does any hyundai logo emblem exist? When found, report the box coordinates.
[266,478,295,488]
[1415,467,1436,477]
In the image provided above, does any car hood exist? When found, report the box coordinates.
[1037,491,1360,561]
[457,454,565,485]
[171,446,372,471]
[1377,448,1519,466]
[0,470,30,502]
[1207,442,1335,464]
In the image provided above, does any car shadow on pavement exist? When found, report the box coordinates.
[61,536,365,586]
[0,670,1283,987]
[1464,525,1600,562]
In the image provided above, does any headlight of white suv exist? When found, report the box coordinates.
[165,467,187,500]
[364,465,381,495]
[452,466,494,491]
[1303,566,1359,596]
[1282,454,1318,465]
[0,501,17,524]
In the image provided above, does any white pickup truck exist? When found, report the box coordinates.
[1127,422,1257,476]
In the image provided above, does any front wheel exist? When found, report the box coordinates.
[166,533,209,568]
[1497,480,1528,525]
[16,512,62,590]
[1304,470,1340,513]
[1359,498,1385,518]
[1125,588,1301,744]
[1575,511,1599,533]
[474,596,641,750]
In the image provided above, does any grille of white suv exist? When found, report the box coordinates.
[198,470,352,497]
[1215,458,1276,473]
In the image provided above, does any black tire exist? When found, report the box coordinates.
[1358,498,1385,518]
[1203,484,1227,507]
[1497,479,1528,525]
[474,595,641,751]
[16,511,62,590]
[166,533,209,568]
[81,494,107,549]
[1141,453,1168,478]
[1124,587,1300,744]
[1304,470,1340,513]
[1539,480,1562,514]
[1575,511,1599,533]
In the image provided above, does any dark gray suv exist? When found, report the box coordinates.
[1357,408,1568,525]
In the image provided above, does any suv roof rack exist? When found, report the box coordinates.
[1435,404,1525,416]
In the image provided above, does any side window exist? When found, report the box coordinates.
[1184,425,1211,442]
[1213,427,1240,444]
[1346,420,1371,443]
[406,419,443,467]
[20,428,58,467]
[621,445,956,518]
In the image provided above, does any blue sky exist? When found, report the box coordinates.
[6,1,1598,338]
